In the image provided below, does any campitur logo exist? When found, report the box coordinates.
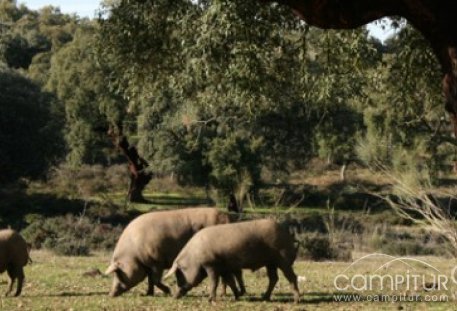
[332,253,455,303]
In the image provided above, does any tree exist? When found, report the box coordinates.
[46,23,153,202]
[98,0,314,200]
[98,0,387,202]
[356,24,453,182]
[264,0,457,150]
[0,4,77,72]
[0,68,63,183]
[46,24,115,166]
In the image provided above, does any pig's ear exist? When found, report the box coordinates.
[105,261,121,275]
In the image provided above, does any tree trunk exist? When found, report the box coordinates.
[108,126,152,203]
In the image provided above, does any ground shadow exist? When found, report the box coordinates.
[29,291,108,298]
[145,195,213,207]
[303,291,360,304]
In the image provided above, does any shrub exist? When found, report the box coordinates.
[47,164,129,199]
[21,214,123,256]
[365,225,448,256]
[43,235,90,256]
[297,233,351,261]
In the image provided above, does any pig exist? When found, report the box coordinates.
[105,207,230,297]
[164,218,300,303]
[0,229,29,297]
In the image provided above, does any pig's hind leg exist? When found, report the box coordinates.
[146,267,170,296]
[221,272,240,300]
[5,265,24,297]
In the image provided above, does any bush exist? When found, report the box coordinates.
[285,213,327,234]
[47,164,128,199]
[21,214,123,256]
[297,233,351,261]
[365,225,447,256]
[43,235,90,256]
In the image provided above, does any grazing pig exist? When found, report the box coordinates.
[164,218,300,303]
[0,229,29,297]
[105,207,230,297]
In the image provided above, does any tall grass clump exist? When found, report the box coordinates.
[378,165,457,257]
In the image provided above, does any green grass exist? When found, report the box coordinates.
[0,251,455,310]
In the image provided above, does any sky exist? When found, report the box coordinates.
[20,0,102,18]
[20,1,394,42]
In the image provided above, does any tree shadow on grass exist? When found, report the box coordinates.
[39,291,108,297]
[0,186,215,231]
[304,291,348,304]
[239,291,361,304]
[241,292,300,304]
[0,189,88,229]
[146,196,213,207]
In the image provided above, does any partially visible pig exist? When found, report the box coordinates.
[0,229,29,297]
[165,218,300,303]
[105,207,230,297]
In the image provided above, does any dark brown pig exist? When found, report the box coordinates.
[165,218,300,303]
[105,207,230,297]
[0,229,29,297]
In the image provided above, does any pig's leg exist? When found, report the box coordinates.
[156,281,171,295]
[5,268,15,297]
[5,265,23,297]
[262,265,278,301]
[173,269,192,299]
[14,267,24,297]
[234,270,246,296]
[205,267,220,302]
[220,279,228,297]
[279,264,300,303]
[147,267,171,296]
[146,271,155,296]
[221,273,239,300]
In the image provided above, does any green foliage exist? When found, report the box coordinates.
[0,68,63,183]
[368,225,447,256]
[297,233,351,261]
[0,3,77,71]
[356,24,449,175]
[47,163,128,199]
[208,133,262,194]
[98,0,380,197]
[1,0,454,205]
[21,214,123,256]
[47,24,119,166]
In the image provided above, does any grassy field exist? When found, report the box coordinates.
[2,166,457,310]
[0,251,455,311]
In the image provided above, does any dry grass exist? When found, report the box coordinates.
[0,251,454,310]
[289,166,392,189]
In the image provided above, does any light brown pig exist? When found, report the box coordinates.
[105,207,230,297]
[0,229,29,297]
[165,218,300,303]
